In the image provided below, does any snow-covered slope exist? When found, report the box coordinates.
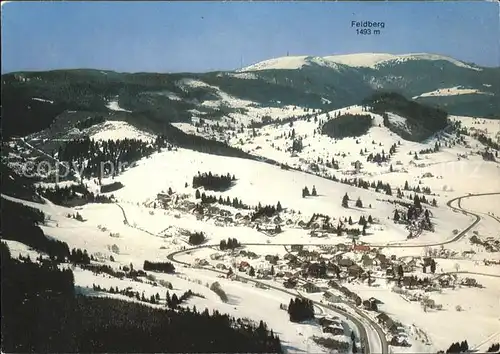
[106,100,131,112]
[89,121,156,142]
[413,87,493,99]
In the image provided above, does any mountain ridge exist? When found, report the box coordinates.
[238,52,486,72]
[2,52,499,140]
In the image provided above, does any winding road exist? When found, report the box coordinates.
[166,249,379,354]
[118,191,500,354]
[16,125,499,354]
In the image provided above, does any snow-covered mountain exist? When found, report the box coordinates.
[239,53,482,72]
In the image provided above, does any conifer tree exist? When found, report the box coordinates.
[394,210,400,222]
[342,193,349,208]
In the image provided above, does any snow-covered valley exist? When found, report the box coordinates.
[3,52,500,354]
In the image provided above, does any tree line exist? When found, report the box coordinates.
[321,114,372,139]
[57,136,170,179]
[220,238,241,250]
[36,184,114,206]
[1,198,70,261]
[287,297,315,322]
[143,260,176,274]
[188,232,206,245]
[251,202,282,221]
[196,190,250,209]
[192,172,236,192]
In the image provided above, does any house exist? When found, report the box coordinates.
[421,297,436,308]
[376,313,396,330]
[376,253,389,263]
[390,334,410,347]
[323,291,342,303]
[283,278,297,289]
[318,315,341,327]
[288,259,302,269]
[377,255,391,270]
[302,282,321,293]
[353,244,371,253]
[210,253,223,260]
[338,258,355,267]
[461,277,477,287]
[157,193,172,202]
[195,259,209,266]
[307,262,327,278]
[348,264,364,277]
[328,280,341,289]
[284,253,296,261]
[265,255,279,264]
[439,277,451,287]
[363,297,381,311]
[240,261,250,268]
[327,262,341,276]
[336,243,350,252]
[362,254,375,268]
[323,324,345,336]
[422,257,433,267]
[403,259,417,272]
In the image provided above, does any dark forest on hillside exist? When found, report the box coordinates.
[321,114,372,139]
[192,172,236,192]
[1,198,71,261]
[363,92,448,141]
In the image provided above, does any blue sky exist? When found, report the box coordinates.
[1,1,499,73]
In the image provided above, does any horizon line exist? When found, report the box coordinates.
[2,51,499,76]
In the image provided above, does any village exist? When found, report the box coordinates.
[180,238,498,349]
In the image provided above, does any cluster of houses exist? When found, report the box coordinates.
[317,315,345,336]
[203,242,431,348]
[376,313,410,347]
[470,235,500,252]
[328,280,362,306]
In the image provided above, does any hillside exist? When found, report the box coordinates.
[2,53,499,140]
[363,92,449,142]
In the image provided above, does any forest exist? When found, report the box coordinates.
[192,172,236,192]
[363,92,449,141]
[321,113,372,139]
[1,198,70,261]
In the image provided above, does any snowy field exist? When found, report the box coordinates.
[90,121,156,142]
